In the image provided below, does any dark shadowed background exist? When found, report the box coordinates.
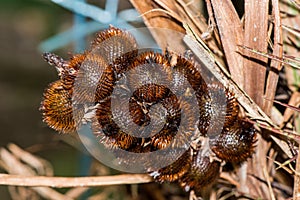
[0,0,85,198]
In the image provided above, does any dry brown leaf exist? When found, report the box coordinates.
[281,92,300,125]
[130,0,185,51]
[264,0,283,114]
[209,0,245,88]
[244,0,269,108]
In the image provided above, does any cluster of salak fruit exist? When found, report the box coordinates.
[40,27,256,193]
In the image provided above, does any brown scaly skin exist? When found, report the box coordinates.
[40,26,257,194]
[41,80,76,133]
[179,152,221,192]
[210,119,257,163]
[40,53,85,133]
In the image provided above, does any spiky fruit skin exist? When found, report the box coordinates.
[41,26,256,193]
[41,80,75,133]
